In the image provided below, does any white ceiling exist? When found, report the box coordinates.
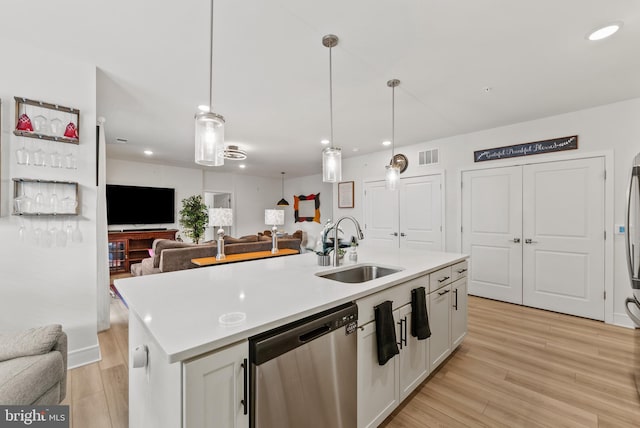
[3,0,639,178]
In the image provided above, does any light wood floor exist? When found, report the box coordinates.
[382,297,640,427]
[66,295,640,427]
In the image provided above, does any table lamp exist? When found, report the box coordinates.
[210,208,233,260]
[265,209,285,254]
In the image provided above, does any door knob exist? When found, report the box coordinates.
[400,232,406,237]
[511,238,521,243]
[389,232,398,237]
[525,238,538,244]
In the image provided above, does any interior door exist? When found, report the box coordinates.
[364,181,399,248]
[462,166,523,304]
[522,158,605,320]
[399,175,443,250]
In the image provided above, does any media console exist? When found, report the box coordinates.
[108,229,178,274]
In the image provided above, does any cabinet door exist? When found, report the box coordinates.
[357,320,399,428]
[428,284,452,372]
[397,303,429,401]
[108,239,127,273]
[183,341,248,428]
[451,278,468,349]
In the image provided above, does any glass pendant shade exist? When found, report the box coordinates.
[195,111,225,166]
[322,146,342,183]
[385,164,400,190]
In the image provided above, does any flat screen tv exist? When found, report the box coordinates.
[106,185,175,225]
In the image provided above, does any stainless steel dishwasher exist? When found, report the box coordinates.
[249,302,358,428]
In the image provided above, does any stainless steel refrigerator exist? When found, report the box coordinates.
[625,152,640,327]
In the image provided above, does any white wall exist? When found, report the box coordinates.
[202,171,280,237]
[0,39,99,367]
[106,159,202,239]
[283,173,333,251]
[338,97,640,327]
[106,159,283,239]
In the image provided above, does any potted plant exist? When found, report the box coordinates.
[179,195,208,244]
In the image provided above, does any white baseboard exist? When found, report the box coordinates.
[68,344,102,369]
[613,312,639,329]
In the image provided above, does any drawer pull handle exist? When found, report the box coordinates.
[240,359,248,415]
[438,276,450,283]
[456,268,467,274]
[438,289,451,296]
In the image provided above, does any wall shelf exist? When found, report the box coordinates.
[14,97,80,145]
[12,178,79,216]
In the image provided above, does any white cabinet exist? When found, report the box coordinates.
[397,303,429,400]
[183,341,248,428]
[428,284,452,372]
[451,278,468,349]
[356,276,430,428]
[357,319,400,428]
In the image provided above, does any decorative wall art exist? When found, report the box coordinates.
[294,193,320,223]
[474,135,578,162]
[338,181,354,208]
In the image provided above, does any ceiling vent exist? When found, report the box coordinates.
[418,148,439,166]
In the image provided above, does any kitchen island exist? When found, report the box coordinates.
[115,246,467,428]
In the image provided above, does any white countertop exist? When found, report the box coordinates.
[115,247,467,363]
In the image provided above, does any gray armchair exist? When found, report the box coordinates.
[0,324,67,405]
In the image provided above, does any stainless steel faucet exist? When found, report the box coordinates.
[332,216,365,266]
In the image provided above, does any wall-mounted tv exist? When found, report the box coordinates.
[106,185,175,225]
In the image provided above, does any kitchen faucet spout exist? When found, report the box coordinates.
[333,216,364,266]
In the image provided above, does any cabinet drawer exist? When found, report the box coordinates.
[429,266,452,292]
[451,260,468,282]
[357,274,429,325]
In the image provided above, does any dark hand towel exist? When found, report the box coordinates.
[374,300,400,365]
[411,287,431,340]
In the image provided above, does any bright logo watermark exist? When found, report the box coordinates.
[0,406,68,428]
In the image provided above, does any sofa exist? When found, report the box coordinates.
[0,324,67,405]
[131,231,303,276]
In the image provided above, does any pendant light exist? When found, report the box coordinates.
[322,34,342,183]
[195,0,225,166]
[385,79,400,190]
[277,172,289,206]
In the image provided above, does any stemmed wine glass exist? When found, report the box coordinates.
[13,182,33,214]
[49,183,59,214]
[41,220,54,248]
[34,182,46,213]
[16,139,30,165]
[55,219,67,247]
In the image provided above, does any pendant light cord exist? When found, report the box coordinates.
[209,0,214,109]
[391,84,395,158]
[329,46,334,149]
[281,172,285,197]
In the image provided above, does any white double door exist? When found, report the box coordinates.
[364,174,443,251]
[462,157,605,320]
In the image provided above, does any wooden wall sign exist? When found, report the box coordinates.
[474,135,578,163]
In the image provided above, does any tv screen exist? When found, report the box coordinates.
[106,185,175,225]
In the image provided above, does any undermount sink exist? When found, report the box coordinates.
[316,264,403,284]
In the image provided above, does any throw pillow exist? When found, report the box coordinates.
[0,325,62,362]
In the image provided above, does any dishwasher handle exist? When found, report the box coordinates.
[299,325,331,343]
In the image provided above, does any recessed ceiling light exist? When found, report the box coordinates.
[382,140,391,146]
[352,148,359,152]
[198,105,210,112]
[321,139,330,145]
[587,22,622,41]
[143,150,153,155]
[239,164,246,169]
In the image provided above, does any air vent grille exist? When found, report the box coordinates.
[418,148,439,166]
